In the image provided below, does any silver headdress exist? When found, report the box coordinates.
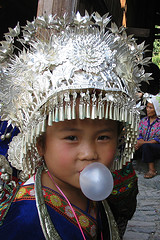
[0,12,152,175]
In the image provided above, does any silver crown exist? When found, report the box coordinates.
[0,12,152,175]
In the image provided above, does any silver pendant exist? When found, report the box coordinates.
[5,133,11,139]
[1,135,5,141]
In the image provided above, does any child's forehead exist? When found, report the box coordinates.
[49,118,118,130]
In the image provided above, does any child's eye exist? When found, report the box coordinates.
[65,136,77,141]
[98,136,109,141]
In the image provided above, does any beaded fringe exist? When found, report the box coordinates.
[21,90,139,173]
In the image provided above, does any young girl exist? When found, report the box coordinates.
[0,12,151,239]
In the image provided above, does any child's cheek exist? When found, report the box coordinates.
[58,146,73,166]
[103,148,117,167]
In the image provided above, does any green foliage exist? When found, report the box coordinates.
[152,34,160,69]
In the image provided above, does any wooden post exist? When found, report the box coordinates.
[37,0,78,19]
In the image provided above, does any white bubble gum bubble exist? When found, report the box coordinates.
[80,162,113,201]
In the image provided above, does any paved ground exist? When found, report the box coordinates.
[123,165,160,240]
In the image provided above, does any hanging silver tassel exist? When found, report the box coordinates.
[72,104,76,119]
[65,103,67,119]
[83,102,86,119]
[36,123,41,137]
[48,111,53,126]
[59,94,64,121]
[91,104,97,119]
[41,119,46,133]
[121,107,125,121]
[109,102,113,119]
[119,158,123,169]
[67,104,72,120]
[79,92,85,119]
[52,108,55,122]
[64,92,70,120]
[85,90,91,118]
[79,104,84,119]
[55,107,59,122]
[98,104,103,119]
[123,155,127,166]
[131,114,135,129]
[130,151,134,161]
[120,106,124,121]
[135,120,138,132]
[91,93,97,119]
[129,111,132,125]
[105,101,109,119]
[86,103,90,118]
[114,160,118,171]
[39,122,43,135]
[97,92,102,118]
[59,106,64,121]
[124,108,128,122]
[113,104,117,120]
[102,104,104,118]
[119,107,122,121]
[127,133,130,141]
[72,92,77,120]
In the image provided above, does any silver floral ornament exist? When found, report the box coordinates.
[68,33,111,74]
[7,133,23,170]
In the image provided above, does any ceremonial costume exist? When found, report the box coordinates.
[0,163,137,240]
[0,185,108,239]
[0,167,118,240]
[0,12,151,239]
[138,117,160,143]
[135,94,160,166]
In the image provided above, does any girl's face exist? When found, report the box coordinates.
[38,118,118,190]
[146,102,157,118]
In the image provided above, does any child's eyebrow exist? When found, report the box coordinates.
[96,128,115,134]
[59,127,81,132]
[59,127,115,133]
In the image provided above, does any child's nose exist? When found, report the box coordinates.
[78,142,98,161]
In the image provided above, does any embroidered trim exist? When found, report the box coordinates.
[111,179,137,196]
[0,186,20,225]
[112,162,136,184]
[14,184,97,239]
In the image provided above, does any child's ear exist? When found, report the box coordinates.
[36,135,45,156]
